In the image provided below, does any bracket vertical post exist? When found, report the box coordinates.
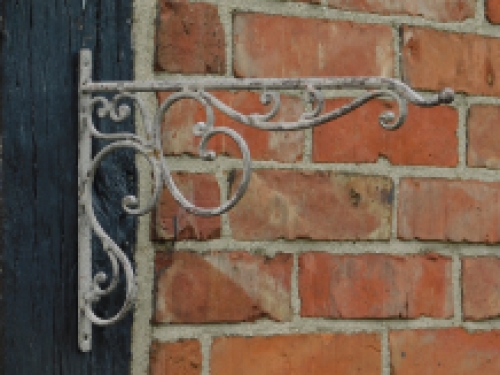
[78,49,92,352]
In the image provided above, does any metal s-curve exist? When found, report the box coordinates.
[153,90,252,217]
[77,48,454,351]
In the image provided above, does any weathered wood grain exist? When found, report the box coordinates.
[2,0,135,373]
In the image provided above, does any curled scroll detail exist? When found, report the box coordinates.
[78,47,454,352]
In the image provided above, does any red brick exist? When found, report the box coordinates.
[390,329,500,374]
[486,0,500,24]
[152,173,221,241]
[158,91,305,162]
[402,26,500,96]
[155,0,225,74]
[299,253,452,319]
[313,98,458,166]
[398,179,500,243]
[463,257,500,320]
[468,105,500,169]
[234,14,393,78]
[150,340,201,375]
[228,170,393,241]
[323,0,475,22]
[211,333,381,375]
[154,251,292,323]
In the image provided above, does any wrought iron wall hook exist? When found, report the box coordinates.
[77,48,454,351]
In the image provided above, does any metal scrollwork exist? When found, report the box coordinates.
[77,49,454,351]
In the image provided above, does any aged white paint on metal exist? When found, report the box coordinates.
[77,48,454,351]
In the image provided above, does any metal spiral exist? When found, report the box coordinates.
[78,46,454,351]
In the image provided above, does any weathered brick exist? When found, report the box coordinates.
[154,251,292,323]
[486,0,500,24]
[402,26,500,96]
[155,0,225,74]
[321,0,475,22]
[313,98,458,166]
[299,253,452,319]
[158,91,305,162]
[390,329,500,374]
[468,105,500,169]
[211,333,381,375]
[234,14,393,78]
[150,340,201,375]
[398,179,500,243]
[152,173,221,241]
[463,257,500,320]
[228,170,393,240]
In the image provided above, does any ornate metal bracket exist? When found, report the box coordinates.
[77,48,454,351]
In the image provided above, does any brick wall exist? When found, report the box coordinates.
[132,0,500,374]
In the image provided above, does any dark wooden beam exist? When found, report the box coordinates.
[2,0,135,373]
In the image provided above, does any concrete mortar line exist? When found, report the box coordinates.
[457,97,469,169]
[201,334,212,375]
[189,0,500,38]
[382,329,390,375]
[453,254,463,325]
[390,174,400,240]
[129,245,155,375]
[154,238,500,257]
[151,317,463,341]
[216,168,233,239]
[291,253,301,320]
[303,128,313,163]
[132,0,158,374]
[216,4,234,78]
[152,319,500,343]
[392,24,402,80]
[467,96,500,105]
[476,0,486,24]
[132,99,159,369]
[463,321,500,332]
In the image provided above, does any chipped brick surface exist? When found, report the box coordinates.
[152,173,221,241]
[390,329,500,374]
[150,340,202,375]
[398,178,500,243]
[155,0,225,74]
[211,333,381,375]
[154,251,292,323]
[228,170,394,241]
[402,26,500,96]
[468,105,500,169]
[322,0,475,22]
[313,98,458,166]
[299,253,453,319]
[463,257,500,320]
[234,13,393,78]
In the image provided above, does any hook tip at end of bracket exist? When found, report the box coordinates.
[79,338,91,352]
